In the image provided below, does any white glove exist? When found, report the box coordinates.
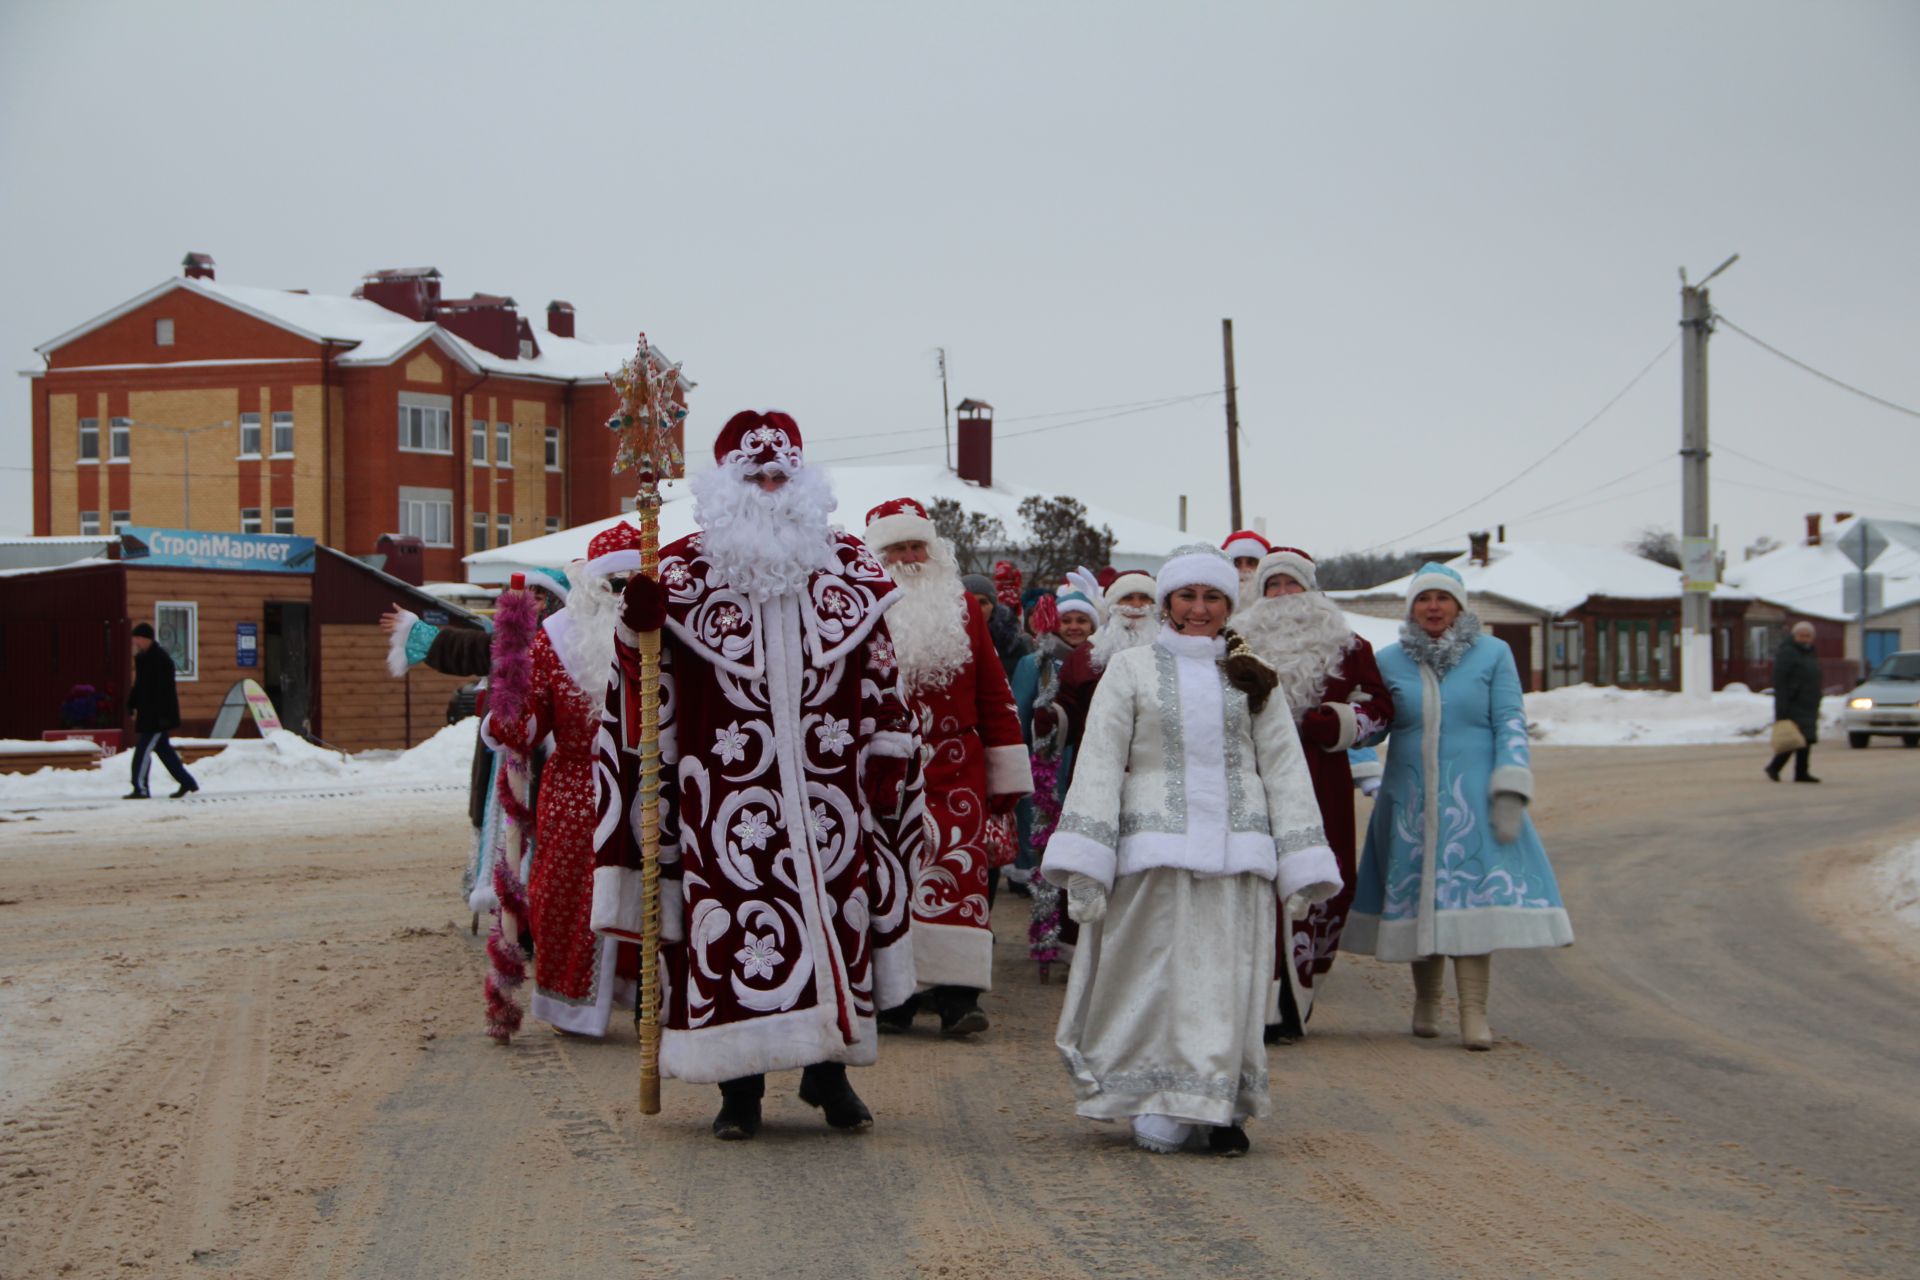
[1283,892,1309,920]
[1066,874,1109,924]
[1357,776,1382,797]
[1491,792,1527,844]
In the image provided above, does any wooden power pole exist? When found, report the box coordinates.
[1222,319,1243,530]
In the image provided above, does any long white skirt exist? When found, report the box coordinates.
[1055,867,1274,1127]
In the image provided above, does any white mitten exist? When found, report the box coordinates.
[1066,874,1109,924]
[1491,792,1526,844]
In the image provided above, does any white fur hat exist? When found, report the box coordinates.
[1255,547,1318,594]
[1156,543,1240,611]
[1103,572,1157,610]
[1405,560,1469,610]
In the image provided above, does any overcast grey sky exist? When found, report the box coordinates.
[5,0,1916,559]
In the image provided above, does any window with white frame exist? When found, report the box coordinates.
[495,421,512,468]
[544,427,560,470]
[155,318,175,346]
[78,418,100,462]
[271,411,294,456]
[241,507,262,534]
[471,418,488,465]
[109,417,131,461]
[397,393,453,453]
[471,511,488,551]
[273,506,295,535]
[110,510,130,534]
[155,600,199,681]
[545,516,560,534]
[495,515,512,546]
[79,510,100,535]
[398,486,453,546]
[239,412,262,457]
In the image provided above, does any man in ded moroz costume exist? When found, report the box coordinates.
[593,411,925,1139]
[864,497,1033,1036]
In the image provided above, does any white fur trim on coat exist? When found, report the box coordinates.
[660,1003,880,1084]
[909,920,994,991]
[1275,842,1342,905]
[985,742,1034,797]
[871,934,917,1012]
[1490,763,1535,802]
[385,608,419,678]
[868,729,916,759]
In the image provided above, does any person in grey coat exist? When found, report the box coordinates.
[127,622,199,799]
[1766,620,1824,783]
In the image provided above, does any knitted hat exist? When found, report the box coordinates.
[992,560,1022,609]
[585,519,646,578]
[1156,542,1240,611]
[864,496,937,551]
[961,573,995,602]
[132,622,156,639]
[1220,529,1273,563]
[1056,589,1100,622]
[712,410,805,473]
[1103,571,1157,610]
[1255,546,1317,593]
[1405,561,1469,610]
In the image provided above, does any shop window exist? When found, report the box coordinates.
[79,417,100,462]
[495,421,512,468]
[471,419,488,465]
[79,510,100,535]
[110,417,132,461]
[155,600,199,681]
[398,486,453,547]
[544,427,560,470]
[155,318,175,346]
[239,413,262,457]
[271,412,294,457]
[241,507,263,535]
[398,394,452,453]
[472,511,488,551]
[273,506,295,535]
[496,515,512,547]
[110,510,130,534]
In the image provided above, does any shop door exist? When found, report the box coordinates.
[1490,624,1535,691]
[264,602,312,732]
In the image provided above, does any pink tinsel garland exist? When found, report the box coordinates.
[1026,754,1065,968]
[483,586,541,1041]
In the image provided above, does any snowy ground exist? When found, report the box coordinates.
[1876,839,1920,935]
[1521,684,1845,747]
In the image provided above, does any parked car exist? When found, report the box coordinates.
[1842,650,1920,748]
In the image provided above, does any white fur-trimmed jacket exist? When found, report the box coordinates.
[1041,627,1341,904]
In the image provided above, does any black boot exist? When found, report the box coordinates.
[1208,1124,1251,1157]
[875,993,919,1034]
[170,779,199,799]
[798,1062,872,1131]
[932,985,989,1037]
[713,1076,763,1140]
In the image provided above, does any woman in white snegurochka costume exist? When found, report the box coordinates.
[1345,561,1573,1050]
[1041,544,1340,1156]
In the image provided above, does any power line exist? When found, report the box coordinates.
[809,393,1220,466]
[1716,444,1920,512]
[1361,336,1678,551]
[1715,313,1920,421]
[1511,453,1673,522]
[1518,477,1674,525]
[1718,474,1920,512]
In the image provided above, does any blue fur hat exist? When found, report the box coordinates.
[1405,561,1468,610]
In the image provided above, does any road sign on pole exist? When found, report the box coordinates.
[1836,522,1887,570]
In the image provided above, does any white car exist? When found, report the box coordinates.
[1843,650,1920,748]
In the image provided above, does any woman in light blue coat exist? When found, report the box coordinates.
[1346,562,1572,1049]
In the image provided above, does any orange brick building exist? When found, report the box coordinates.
[30,255,685,581]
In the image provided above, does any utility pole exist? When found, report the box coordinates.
[132,418,230,530]
[936,347,952,471]
[1678,254,1736,698]
[1222,319,1243,531]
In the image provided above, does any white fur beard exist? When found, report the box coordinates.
[557,577,619,716]
[690,461,838,600]
[1233,592,1354,717]
[885,547,971,695]
[1089,606,1155,670]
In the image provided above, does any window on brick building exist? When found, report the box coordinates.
[496,515,512,547]
[155,318,175,346]
[471,511,488,551]
[110,510,130,534]
[397,394,453,453]
[239,413,262,457]
[273,506,295,535]
[79,418,100,462]
[545,516,560,535]
[79,510,100,536]
[109,418,132,461]
[271,412,294,457]
[241,508,263,535]
[544,427,560,470]
[471,419,488,465]
[495,421,512,468]
[398,487,453,546]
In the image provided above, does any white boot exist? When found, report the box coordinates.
[1410,956,1445,1038]
[1131,1113,1193,1154]
[1455,954,1492,1050]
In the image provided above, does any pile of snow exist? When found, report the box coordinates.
[1523,684,1845,747]
[0,718,479,806]
[1874,839,1920,935]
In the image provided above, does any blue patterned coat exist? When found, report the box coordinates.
[1346,635,1572,962]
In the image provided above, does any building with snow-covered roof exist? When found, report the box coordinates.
[463,460,1197,583]
[1336,532,1762,692]
[1724,513,1920,678]
[28,253,685,581]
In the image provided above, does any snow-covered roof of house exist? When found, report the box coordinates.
[33,277,683,387]
[1332,539,1735,615]
[464,462,1196,581]
[1722,516,1920,621]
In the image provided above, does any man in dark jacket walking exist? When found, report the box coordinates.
[127,622,199,799]
[1766,620,1824,783]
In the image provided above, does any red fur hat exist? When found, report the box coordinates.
[585,519,646,578]
[712,410,805,473]
[864,497,937,551]
[1221,529,1273,562]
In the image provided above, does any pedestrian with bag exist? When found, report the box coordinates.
[1765,621,1824,783]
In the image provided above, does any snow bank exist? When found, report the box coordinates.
[0,718,481,806]
[1875,839,1920,935]
[1523,685,1845,747]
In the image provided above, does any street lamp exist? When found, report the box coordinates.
[126,418,230,530]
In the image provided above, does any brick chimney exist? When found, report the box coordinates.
[1805,513,1822,546]
[546,300,576,338]
[1468,530,1492,564]
[357,267,442,320]
[956,398,994,486]
[1835,510,1854,525]
[182,252,215,280]
[432,293,521,360]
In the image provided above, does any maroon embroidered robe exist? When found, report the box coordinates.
[907,597,1033,990]
[592,533,924,1084]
